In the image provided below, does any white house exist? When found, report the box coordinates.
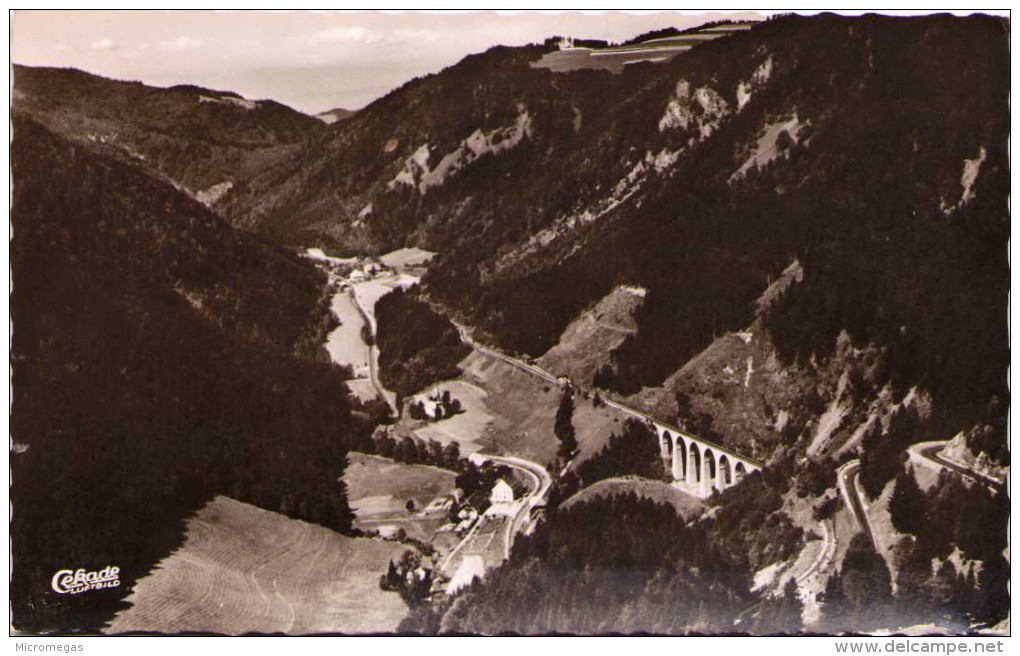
[487,479,517,517]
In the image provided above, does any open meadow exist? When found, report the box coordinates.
[346,453,457,516]
[326,290,369,374]
[378,247,435,270]
[346,453,460,548]
[411,380,493,454]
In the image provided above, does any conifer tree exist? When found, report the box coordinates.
[841,533,894,629]
[889,467,925,535]
[755,577,803,634]
[819,571,850,633]
[555,389,578,459]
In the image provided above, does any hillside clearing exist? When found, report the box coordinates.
[530,25,753,74]
[346,453,457,517]
[379,247,436,269]
[410,380,493,454]
[459,350,622,465]
[539,285,644,388]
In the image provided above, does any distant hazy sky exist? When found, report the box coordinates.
[12,10,763,114]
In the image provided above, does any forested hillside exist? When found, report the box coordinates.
[10,11,1009,636]
[375,288,470,399]
[10,117,362,632]
[12,64,323,210]
[402,463,806,634]
[209,14,1008,465]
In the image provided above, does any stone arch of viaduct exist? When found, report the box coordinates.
[652,423,763,498]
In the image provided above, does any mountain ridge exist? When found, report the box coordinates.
[216,13,1008,462]
[12,63,325,209]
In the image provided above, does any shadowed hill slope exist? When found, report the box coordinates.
[10,116,362,632]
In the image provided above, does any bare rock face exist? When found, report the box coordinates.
[942,432,1008,483]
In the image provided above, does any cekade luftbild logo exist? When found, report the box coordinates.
[51,565,121,594]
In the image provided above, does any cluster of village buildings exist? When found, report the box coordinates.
[373,474,528,543]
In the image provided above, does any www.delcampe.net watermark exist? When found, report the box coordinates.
[836,641,1006,654]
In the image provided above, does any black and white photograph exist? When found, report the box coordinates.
[8,8,1011,639]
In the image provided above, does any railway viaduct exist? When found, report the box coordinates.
[650,422,763,498]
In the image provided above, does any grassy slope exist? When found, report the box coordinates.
[410,380,494,454]
[459,350,623,466]
[538,285,643,387]
[346,453,457,516]
[106,497,407,635]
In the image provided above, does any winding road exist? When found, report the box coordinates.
[836,442,1003,557]
[487,454,553,558]
[332,291,555,578]
[910,440,1005,488]
[345,283,398,418]
[796,518,836,586]
[837,459,875,548]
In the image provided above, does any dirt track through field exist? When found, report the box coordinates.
[106,496,408,635]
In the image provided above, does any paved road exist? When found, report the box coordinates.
[912,441,1005,488]
[487,454,553,501]
[345,284,398,418]
[834,445,1004,563]
[735,513,836,628]
[832,443,1006,572]
[485,454,553,558]
[440,513,484,575]
[796,518,835,586]
[837,459,875,548]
